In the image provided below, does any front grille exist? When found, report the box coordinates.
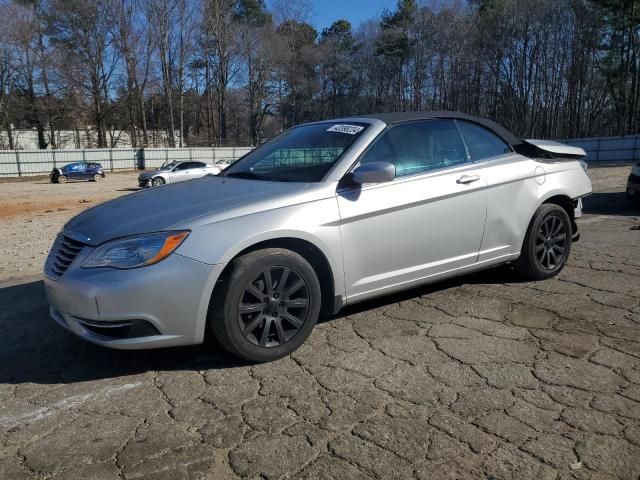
[47,234,85,278]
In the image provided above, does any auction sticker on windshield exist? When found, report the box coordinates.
[327,124,365,135]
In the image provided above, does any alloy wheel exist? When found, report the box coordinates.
[237,266,309,348]
[535,214,567,270]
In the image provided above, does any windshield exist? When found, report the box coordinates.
[159,162,179,171]
[223,122,369,182]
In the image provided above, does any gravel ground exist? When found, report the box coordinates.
[1,166,639,479]
[0,172,140,280]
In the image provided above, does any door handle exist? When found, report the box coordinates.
[456,174,480,184]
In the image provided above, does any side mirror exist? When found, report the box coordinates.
[352,162,396,184]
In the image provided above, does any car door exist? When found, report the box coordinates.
[191,161,210,178]
[67,162,86,180]
[185,162,206,180]
[337,119,487,301]
[455,120,536,263]
[169,162,194,183]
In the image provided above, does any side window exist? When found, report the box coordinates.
[359,120,468,177]
[457,121,511,161]
[193,162,206,168]
[175,163,191,171]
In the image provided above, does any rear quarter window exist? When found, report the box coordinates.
[456,121,511,161]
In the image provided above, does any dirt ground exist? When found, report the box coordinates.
[1,166,639,480]
[0,172,141,280]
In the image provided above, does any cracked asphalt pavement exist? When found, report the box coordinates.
[1,167,639,479]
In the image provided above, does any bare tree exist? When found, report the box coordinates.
[145,0,177,146]
[270,0,314,24]
[203,0,238,145]
[1,0,639,150]
[48,0,120,148]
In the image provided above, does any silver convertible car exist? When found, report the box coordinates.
[44,112,592,362]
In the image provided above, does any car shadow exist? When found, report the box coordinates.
[116,187,144,192]
[0,266,524,385]
[582,191,639,216]
[0,279,248,386]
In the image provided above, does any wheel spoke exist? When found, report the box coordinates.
[284,298,309,308]
[281,310,303,328]
[263,269,274,295]
[273,318,287,345]
[536,233,546,242]
[553,233,566,243]
[284,279,304,298]
[549,249,558,266]
[239,303,263,314]
[277,267,290,294]
[536,243,545,253]
[552,219,564,235]
[552,244,565,254]
[259,318,272,346]
[243,315,264,334]
[246,283,266,301]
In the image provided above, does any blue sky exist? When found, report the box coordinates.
[267,0,398,31]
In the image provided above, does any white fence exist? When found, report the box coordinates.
[1,134,638,177]
[0,147,254,177]
[562,135,640,164]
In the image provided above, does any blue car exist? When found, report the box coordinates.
[50,162,105,184]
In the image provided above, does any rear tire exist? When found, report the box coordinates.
[209,248,321,363]
[515,203,572,280]
[57,175,68,184]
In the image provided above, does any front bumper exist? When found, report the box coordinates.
[44,251,223,349]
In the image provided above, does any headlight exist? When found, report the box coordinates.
[82,231,189,269]
[579,160,588,173]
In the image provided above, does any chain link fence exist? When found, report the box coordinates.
[0,147,254,177]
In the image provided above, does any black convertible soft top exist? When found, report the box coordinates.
[355,111,522,147]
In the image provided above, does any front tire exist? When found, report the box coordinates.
[152,177,165,187]
[516,204,572,280]
[93,174,103,182]
[209,248,321,363]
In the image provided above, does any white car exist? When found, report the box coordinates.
[138,161,221,187]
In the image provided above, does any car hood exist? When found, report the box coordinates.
[64,176,327,246]
[138,170,163,179]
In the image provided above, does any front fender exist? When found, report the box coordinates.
[176,198,345,342]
